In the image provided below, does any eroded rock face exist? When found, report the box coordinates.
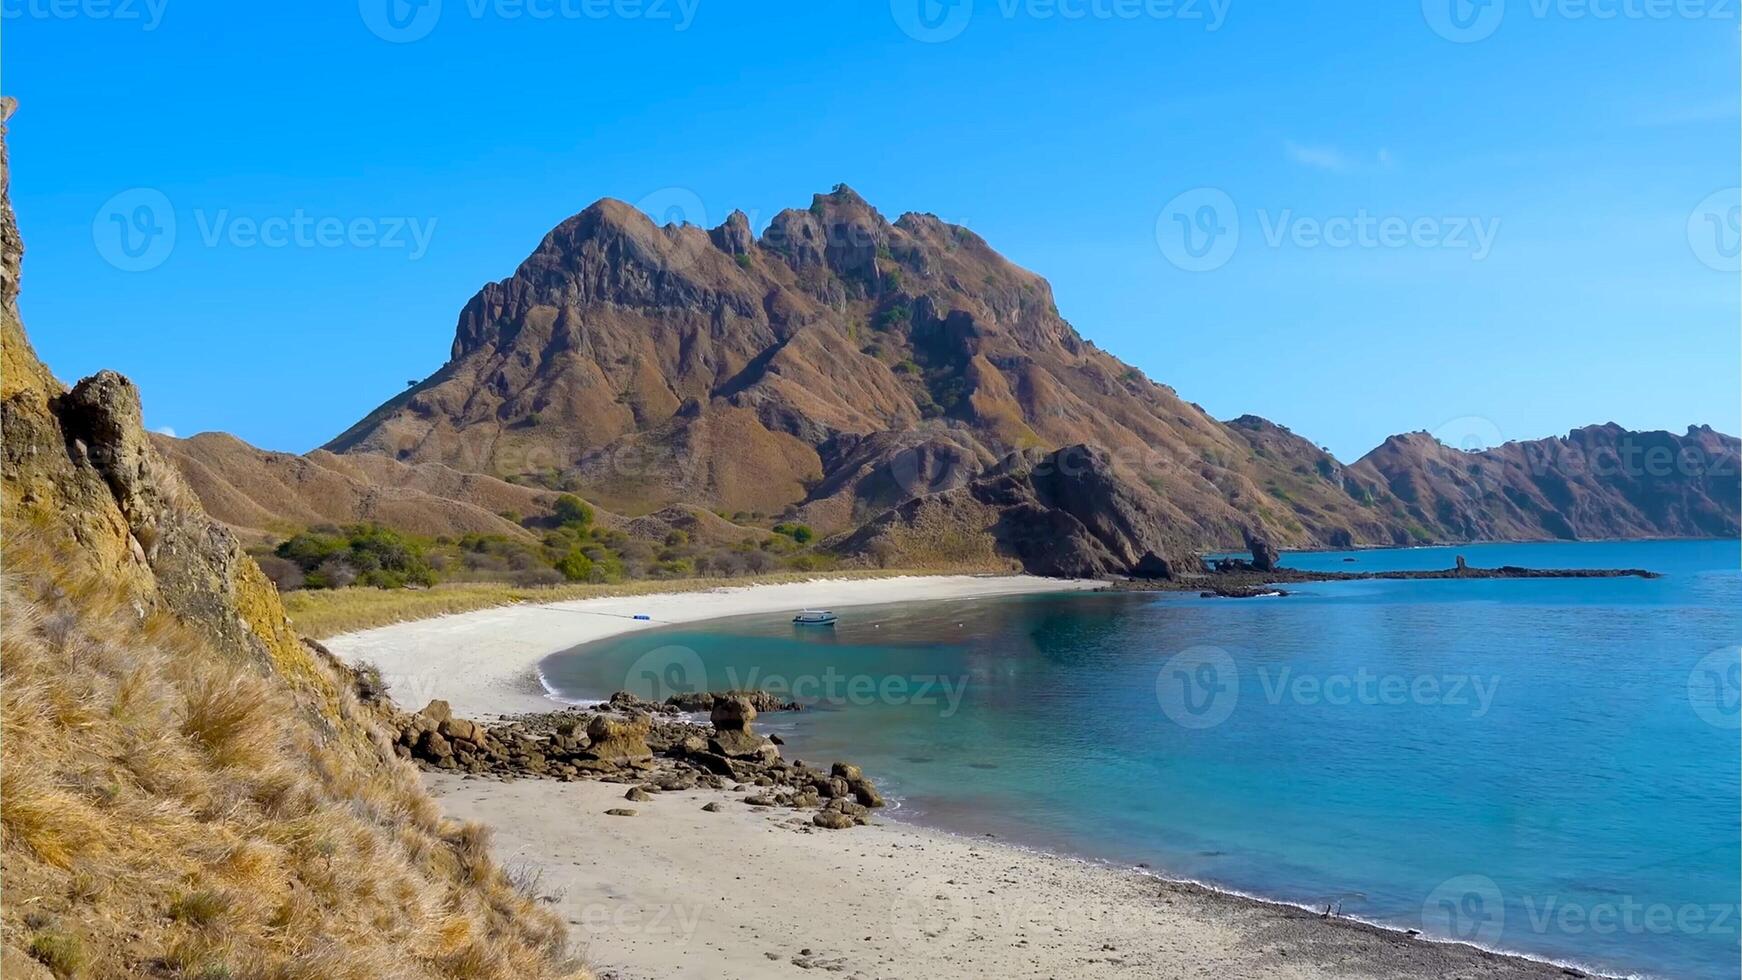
[839,444,1206,579]
[583,713,654,763]
[1243,528,1280,573]
[708,695,777,761]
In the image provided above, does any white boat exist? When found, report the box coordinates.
[792,609,838,626]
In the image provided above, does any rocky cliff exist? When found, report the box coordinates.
[837,445,1207,578]
[1347,424,1740,542]
[0,100,586,980]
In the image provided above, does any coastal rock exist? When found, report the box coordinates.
[419,699,453,725]
[438,717,481,744]
[584,713,654,763]
[669,690,800,714]
[710,729,776,760]
[1243,528,1280,573]
[710,695,758,730]
[625,787,652,802]
[604,808,637,817]
[812,811,856,830]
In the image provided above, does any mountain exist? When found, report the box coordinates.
[324,187,1415,551]
[157,185,1737,571]
[1346,423,1740,542]
[0,101,586,979]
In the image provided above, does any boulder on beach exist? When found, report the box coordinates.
[584,713,654,763]
[708,695,780,761]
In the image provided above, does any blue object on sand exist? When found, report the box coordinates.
[633,614,651,621]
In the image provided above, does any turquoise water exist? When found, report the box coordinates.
[540,540,1742,979]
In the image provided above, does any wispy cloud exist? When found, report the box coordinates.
[1285,141,1396,174]
[1629,98,1740,128]
[1285,140,1352,173]
[154,426,177,437]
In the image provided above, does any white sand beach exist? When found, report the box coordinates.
[331,575,1588,980]
[325,575,1100,719]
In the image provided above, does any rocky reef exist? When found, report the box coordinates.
[389,692,884,830]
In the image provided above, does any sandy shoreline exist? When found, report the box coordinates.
[330,574,1599,980]
[326,574,1099,719]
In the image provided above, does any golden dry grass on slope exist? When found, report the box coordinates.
[0,534,590,980]
[279,568,1003,639]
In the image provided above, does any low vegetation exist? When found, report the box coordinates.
[280,568,920,639]
[0,532,588,979]
[255,496,841,595]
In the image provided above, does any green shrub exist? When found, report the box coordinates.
[555,548,594,582]
[772,522,815,544]
[553,494,593,528]
[274,524,435,591]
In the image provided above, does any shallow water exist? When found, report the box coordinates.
[540,540,1742,979]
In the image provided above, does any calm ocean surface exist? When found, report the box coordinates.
[540,540,1741,979]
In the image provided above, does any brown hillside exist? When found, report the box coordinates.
[0,101,587,980]
[153,431,562,543]
[324,187,1414,550]
[1347,424,1741,542]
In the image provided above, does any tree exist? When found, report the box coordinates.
[555,547,594,582]
[553,494,593,528]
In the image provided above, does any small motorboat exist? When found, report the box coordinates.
[792,609,838,626]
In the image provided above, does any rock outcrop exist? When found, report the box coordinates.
[0,100,585,979]
[388,700,884,830]
[837,444,1206,578]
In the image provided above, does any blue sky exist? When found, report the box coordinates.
[7,0,1738,461]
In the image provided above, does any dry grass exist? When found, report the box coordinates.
[280,568,965,639]
[0,534,590,979]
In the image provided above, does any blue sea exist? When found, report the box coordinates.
[540,540,1742,979]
